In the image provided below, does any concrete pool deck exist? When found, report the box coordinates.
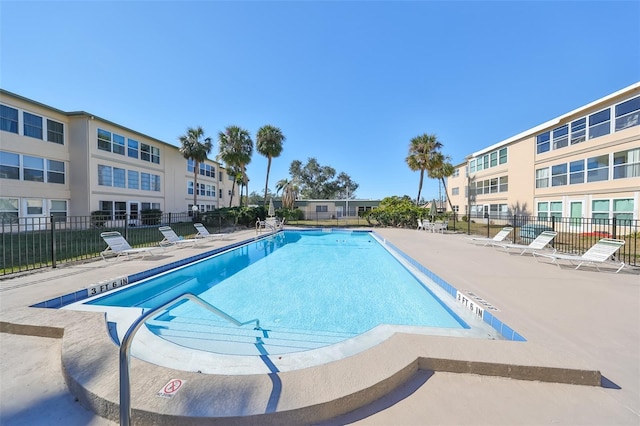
[1,227,639,425]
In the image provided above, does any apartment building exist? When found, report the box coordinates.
[447,82,640,222]
[0,89,238,225]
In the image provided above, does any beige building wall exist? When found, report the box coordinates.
[0,89,238,224]
[447,82,640,222]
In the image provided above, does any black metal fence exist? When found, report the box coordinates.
[1,212,637,277]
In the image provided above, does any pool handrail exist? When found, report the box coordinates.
[119,292,261,426]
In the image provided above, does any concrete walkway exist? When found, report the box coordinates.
[1,227,638,425]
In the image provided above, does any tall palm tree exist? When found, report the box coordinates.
[256,125,285,208]
[217,125,253,207]
[405,133,442,205]
[427,152,456,213]
[178,126,212,209]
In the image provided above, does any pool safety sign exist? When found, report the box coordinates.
[88,276,128,296]
[157,379,185,398]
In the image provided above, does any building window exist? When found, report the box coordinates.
[552,124,568,150]
[127,170,139,189]
[469,159,476,173]
[551,164,567,186]
[498,176,508,192]
[613,148,640,179]
[112,134,125,156]
[0,151,20,180]
[141,202,160,211]
[588,109,610,139]
[47,120,64,144]
[150,175,161,191]
[613,199,634,222]
[490,152,497,168]
[536,131,550,154]
[187,159,195,173]
[452,187,459,196]
[615,96,640,131]
[219,189,223,198]
[537,201,562,219]
[315,205,328,212]
[47,160,65,184]
[587,154,609,182]
[23,156,44,182]
[50,200,67,221]
[23,112,43,139]
[114,201,127,220]
[0,198,19,222]
[127,138,139,158]
[499,148,507,165]
[570,118,586,145]
[26,199,43,215]
[591,199,610,221]
[141,173,151,190]
[98,165,113,186]
[187,181,194,195]
[0,105,19,134]
[98,129,112,152]
[141,143,160,164]
[489,178,498,193]
[569,160,584,185]
[535,168,549,188]
[113,167,126,188]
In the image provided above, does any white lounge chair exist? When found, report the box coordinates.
[158,226,200,247]
[100,231,163,261]
[194,223,225,240]
[417,219,425,231]
[493,230,558,255]
[533,238,626,273]
[467,227,513,246]
[430,220,448,234]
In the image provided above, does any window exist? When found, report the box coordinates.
[570,118,586,144]
[113,168,126,188]
[316,205,328,212]
[150,175,160,191]
[615,96,640,131]
[536,131,550,154]
[490,152,497,167]
[552,124,568,150]
[187,159,195,173]
[114,201,126,220]
[551,164,567,186]
[452,187,459,196]
[489,178,498,193]
[569,160,584,185]
[127,170,139,189]
[550,201,562,218]
[592,199,610,221]
[23,112,43,139]
[587,155,609,182]
[499,148,507,164]
[453,169,460,177]
[469,159,476,173]
[537,202,548,219]
[0,151,20,180]
[141,173,151,190]
[100,201,114,218]
[46,120,64,144]
[187,181,194,195]
[613,148,640,179]
[613,199,634,222]
[127,138,139,158]
[588,109,610,139]
[112,134,125,155]
[0,105,18,133]
[141,143,160,164]
[0,198,19,222]
[47,160,65,184]
[23,156,44,182]
[26,199,43,215]
[535,168,549,188]
[219,189,223,198]
[141,202,160,211]
[498,176,508,192]
[50,200,67,221]
[200,163,214,177]
[98,165,113,186]
[97,129,112,152]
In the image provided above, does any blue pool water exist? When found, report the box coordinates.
[87,230,468,354]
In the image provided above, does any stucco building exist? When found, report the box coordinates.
[447,82,640,223]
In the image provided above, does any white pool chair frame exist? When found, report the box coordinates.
[533,238,627,273]
[158,226,200,247]
[467,227,514,246]
[100,231,163,261]
[493,230,558,256]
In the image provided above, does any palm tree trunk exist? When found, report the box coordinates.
[263,157,272,208]
[229,178,236,208]
[416,169,424,205]
[440,177,455,212]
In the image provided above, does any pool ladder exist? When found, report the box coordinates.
[119,292,261,426]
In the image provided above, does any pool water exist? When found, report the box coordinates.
[86,230,468,355]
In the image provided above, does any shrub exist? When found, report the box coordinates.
[141,209,162,226]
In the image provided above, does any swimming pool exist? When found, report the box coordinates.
[65,229,500,372]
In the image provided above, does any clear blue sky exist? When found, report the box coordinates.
[2,1,639,201]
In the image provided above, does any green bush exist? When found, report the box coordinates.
[141,209,162,225]
[90,210,111,228]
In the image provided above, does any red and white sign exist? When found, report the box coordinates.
[157,379,184,398]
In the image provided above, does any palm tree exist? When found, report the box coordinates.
[276,178,298,210]
[256,125,285,208]
[405,133,442,205]
[217,125,253,207]
[178,126,212,209]
[427,152,456,213]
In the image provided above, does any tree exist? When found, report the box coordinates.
[218,126,253,207]
[334,172,359,199]
[256,125,285,208]
[276,178,299,209]
[178,126,212,209]
[427,152,456,213]
[405,133,442,205]
[289,158,358,199]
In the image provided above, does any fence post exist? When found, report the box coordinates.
[612,217,617,239]
[168,212,172,225]
[485,213,490,238]
[50,214,57,269]
[551,215,555,231]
